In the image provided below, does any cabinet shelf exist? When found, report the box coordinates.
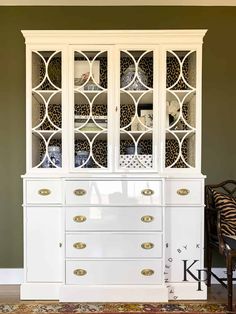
[32,91,62,106]
[166,130,195,140]
[74,131,107,141]
[32,130,62,140]
[120,131,152,140]
[120,90,153,105]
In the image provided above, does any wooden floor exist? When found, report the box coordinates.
[0,284,234,304]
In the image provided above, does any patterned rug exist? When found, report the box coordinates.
[0,303,229,313]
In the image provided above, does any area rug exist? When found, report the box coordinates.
[0,303,229,313]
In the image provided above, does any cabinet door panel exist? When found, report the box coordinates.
[31,50,63,170]
[165,207,203,283]
[73,49,110,170]
[119,49,155,171]
[26,207,62,282]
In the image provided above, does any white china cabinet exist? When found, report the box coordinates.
[21,30,207,302]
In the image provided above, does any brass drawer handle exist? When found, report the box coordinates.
[74,189,87,196]
[73,242,86,249]
[141,189,154,196]
[38,188,51,196]
[141,215,154,223]
[177,188,190,196]
[141,242,154,250]
[73,215,87,223]
[73,269,87,276]
[141,269,155,276]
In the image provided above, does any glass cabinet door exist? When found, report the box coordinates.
[73,50,109,169]
[165,50,197,169]
[31,50,62,169]
[119,50,155,170]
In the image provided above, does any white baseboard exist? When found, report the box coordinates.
[0,269,24,284]
[0,267,232,285]
[211,267,235,284]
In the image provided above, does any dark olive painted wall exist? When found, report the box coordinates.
[0,6,235,267]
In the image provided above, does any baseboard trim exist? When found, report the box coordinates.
[211,267,232,284]
[0,269,24,284]
[0,267,232,285]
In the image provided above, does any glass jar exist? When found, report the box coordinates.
[42,146,61,168]
[75,150,90,167]
[121,65,148,90]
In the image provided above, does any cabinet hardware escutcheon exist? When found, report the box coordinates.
[177,188,190,196]
[38,188,51,196]
[141,242,154,249]
[73,242,86,249]
[141,269,155,276]
[141,215,154,223]
[74,189,87,196]
[141,189,154,196]
[73,215,87,223]
[73,269,87,276]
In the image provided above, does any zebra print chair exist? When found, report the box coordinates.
[205,180,236,312]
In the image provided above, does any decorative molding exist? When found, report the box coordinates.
[0,269,23,284]
[21,30,207,45]
[1,0,236,5]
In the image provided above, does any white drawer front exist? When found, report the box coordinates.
[65,180,162,205]
[66,260,162,285]
[26,180,62,204]
[66,207,162,231]
[66,233,162,258]
[165,180,202,205]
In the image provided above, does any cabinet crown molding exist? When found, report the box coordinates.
[21,29,207,45]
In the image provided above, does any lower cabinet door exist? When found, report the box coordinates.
[26,207,62,282]
[165,207,204,284]
[66,260,162,285]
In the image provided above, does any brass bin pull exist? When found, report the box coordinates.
[177,188,190,196]
[74,189,87,196]
[73,215,87,223]
[141,215,154,223]
[141,269,155,276]
[73,269,87,276]
[73,242,86,249]
[141,189,154,196]
[141,242,154,250]
[38,188,51,196]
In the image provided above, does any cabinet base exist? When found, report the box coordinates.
[60,285,168,302]
[21,283,61,300]
[21,283,207,301]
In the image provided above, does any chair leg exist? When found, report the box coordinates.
[226,252,233,312]
[206,245,212,287]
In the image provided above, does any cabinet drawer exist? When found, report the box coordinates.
[66,260,162,285]
[26,180,62,204]
[165,180,203,205]
[65,180,162,205]
[66,232,162,258]
[66,207,162,231]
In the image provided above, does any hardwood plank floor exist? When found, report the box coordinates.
[0,284,233,304]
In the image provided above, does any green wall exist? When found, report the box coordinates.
[0,6,235,267]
